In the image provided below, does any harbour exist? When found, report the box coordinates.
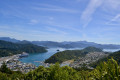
[0,48,120,73]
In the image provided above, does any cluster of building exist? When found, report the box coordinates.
[0,51,109,73]
[69,52,108,68]
[7,59,36,73]
[0,53,36,73]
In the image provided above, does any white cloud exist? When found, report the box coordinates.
[99,0,120,25]
[32,4,79,13]
[80,0,103,28]
[80,0,120,28]
[28,19,39,24]
[46,27,67,34]
[46,21,83,33]
[106,14,120,25]
[103,0,120,11]
[33,7,79,13]
[49,17,54,20]
[111,14,120,22]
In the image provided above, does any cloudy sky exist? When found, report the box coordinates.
[0,0,120,44]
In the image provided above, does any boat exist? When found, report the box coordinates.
[19,52,29,58]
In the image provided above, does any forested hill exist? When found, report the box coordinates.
[0,40,47,57]
[82,46,103,52]
[45,47,103,63]
[0,40,22,49]
[1,37,120,49]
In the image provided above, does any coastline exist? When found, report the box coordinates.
[0,54,37,73]
[0,54,20,67]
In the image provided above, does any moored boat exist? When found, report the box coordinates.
[19,52,29,58]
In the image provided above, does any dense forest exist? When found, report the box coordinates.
[45,47,103,63]
[0,48,22,57]
[0,58,120,80]
[82,46,103,52]
[0,40,47,57]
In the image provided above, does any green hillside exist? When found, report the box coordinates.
[0,40,47,57]
[82,46,103,52]
[0,58,120,80]
[45,47,103,63]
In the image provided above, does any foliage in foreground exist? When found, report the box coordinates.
[0,58,120,80]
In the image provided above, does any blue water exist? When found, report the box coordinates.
[19,48,82,66]
[19,48,120,66]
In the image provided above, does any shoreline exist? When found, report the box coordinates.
[0,54,37,73]
[0,54,20,67]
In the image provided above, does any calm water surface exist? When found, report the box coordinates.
[19,48,82,66]
[19,48,120,66]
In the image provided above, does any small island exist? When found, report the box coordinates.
[56,49,60,51]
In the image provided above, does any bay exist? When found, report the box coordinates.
[19,48,120,66]
[19,48,82,66]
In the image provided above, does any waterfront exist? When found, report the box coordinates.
[19,48,120,67]
[0,54,37,73]
[19,48,83,66]
[0,48,120,73]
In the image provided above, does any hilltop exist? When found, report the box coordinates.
[45,47,103,63]
[0,40,47,57]
[0,37,120,49]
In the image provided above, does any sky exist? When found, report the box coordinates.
[0,0,120,44]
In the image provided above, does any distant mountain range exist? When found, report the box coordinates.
[0,37,20,43]
[0,37,120,49]
[0,40,47,57]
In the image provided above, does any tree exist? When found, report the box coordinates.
[0,62,12,74]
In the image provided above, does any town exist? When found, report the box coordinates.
[0,51,109,73]
[69,52,108,68]
[0,53,37,73]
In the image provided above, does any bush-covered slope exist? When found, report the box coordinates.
[45,47,103,63]
[0,40,47,57]
[0,48,22,57]
[45,50,88,63]
[0,40,22,49]
[82,46,103,52]
[0,58,120,80]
